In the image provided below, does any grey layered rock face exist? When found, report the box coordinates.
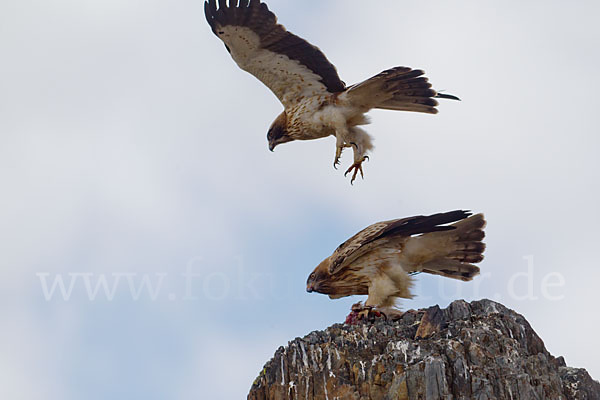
[248,299,599,400]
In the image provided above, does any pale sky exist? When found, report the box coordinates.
[1,0,599,398]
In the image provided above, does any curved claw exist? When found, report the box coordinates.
[334,146,344,170]
[344,161,365,185]
[350,142,358,150]
[364,155,370,162]
[357,305,376,321]
[334,154,343,170]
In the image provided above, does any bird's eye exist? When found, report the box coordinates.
[310,273,316,280]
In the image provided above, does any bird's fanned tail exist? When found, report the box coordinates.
[404,213,486,281]
[344,66,459,114]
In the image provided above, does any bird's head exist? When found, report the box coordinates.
[306,258,331,294]
[267,112,293,152]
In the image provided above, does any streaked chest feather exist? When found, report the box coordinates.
[286,96,340,139]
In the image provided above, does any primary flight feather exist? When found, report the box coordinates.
[205,0,459,183]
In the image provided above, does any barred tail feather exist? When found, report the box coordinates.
[421,259,480,281]
[403,213,486,281]
[344,66,459,114]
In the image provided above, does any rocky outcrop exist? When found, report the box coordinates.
[248,299,599,399]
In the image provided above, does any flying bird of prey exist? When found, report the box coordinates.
[306,211,486,316]
[204,0,459,183]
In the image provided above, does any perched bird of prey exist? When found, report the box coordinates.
[306,211,486,315]
[204,0,459,183]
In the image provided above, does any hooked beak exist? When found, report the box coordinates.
[306,285,314,293]
[269,143,275,152]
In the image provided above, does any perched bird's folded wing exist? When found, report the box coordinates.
[205,0,345,108]
[329,210,472,275]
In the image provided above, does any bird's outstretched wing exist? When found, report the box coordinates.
[205,0,345,108]
[329,210,472,275]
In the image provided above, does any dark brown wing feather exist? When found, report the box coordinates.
[204,0,345,94]
[329,210,472,274]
